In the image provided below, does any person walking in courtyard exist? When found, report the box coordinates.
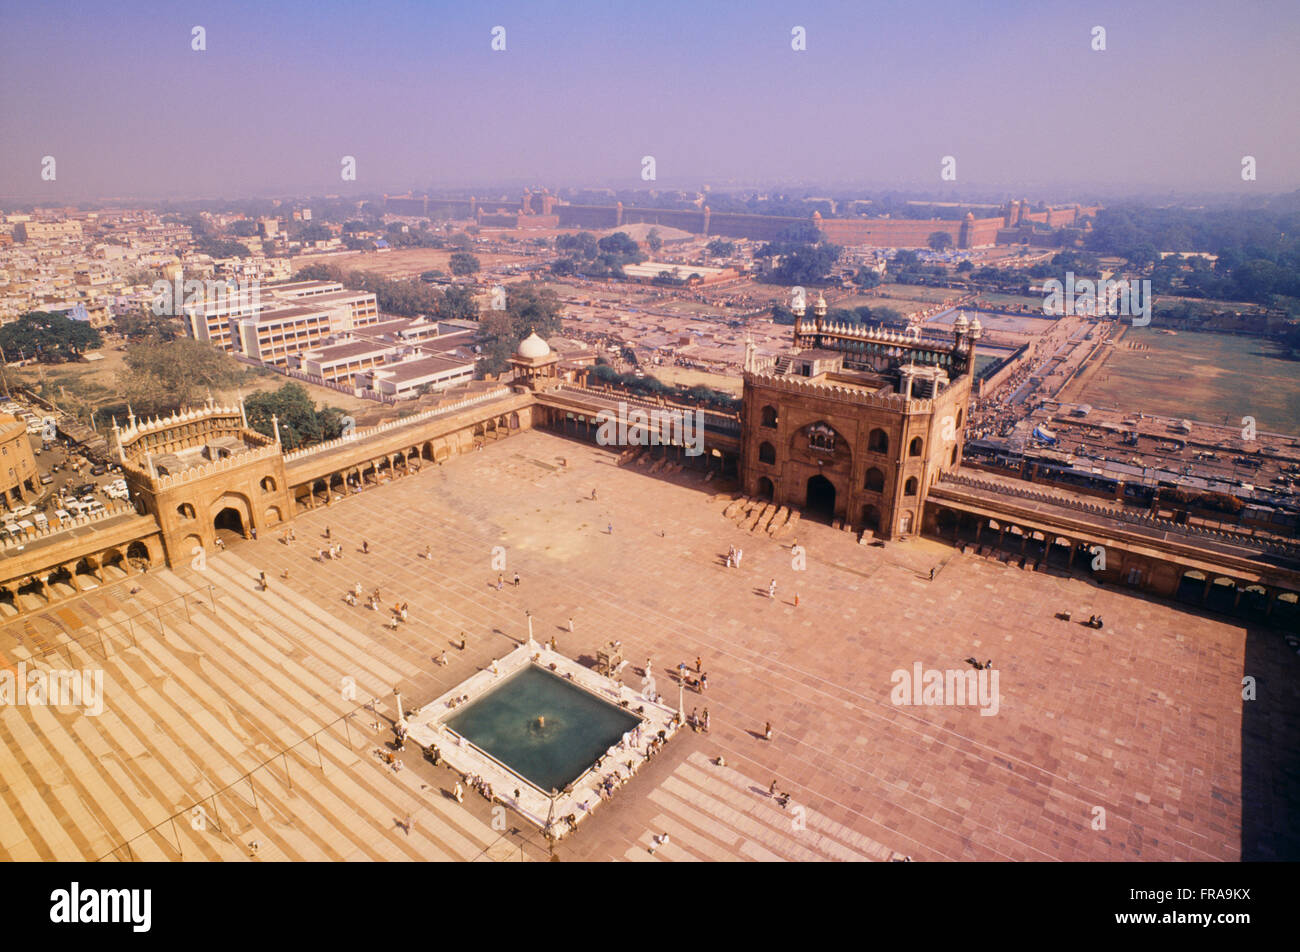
[591,488,597,500]
[700,672,708,692]
[768,578,777,599]
[549,635,558,651]
[794,592,800,608]
[259,570,267,590]
[457,632,467,650]
[769,779,778,797]
[695,656,702,673]
[702,708,710,733]
[324,527,331,540]
[362,539,369,554]
[735,548,742,568]
[764,721,773,741]
[454,781,463,803]
[567,617,574,633]
[607,522,613,535]
[513,571,520,588]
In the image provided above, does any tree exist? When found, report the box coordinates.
[475,283,563,375]
[0,311,102,363]
[449,252,481,277]
[646,228,663,253]
[556,232,598,258]
[597,232,640,259]
[116,336,245,416]
[705,238,735,257]
[438,284,480,322]
[956,259,974,274]
[927,231,954,251]
[229,219,259,238]
[244,383,346,450]
[853,267,882,288]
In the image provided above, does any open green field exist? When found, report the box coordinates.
[976,291,1042,309]
[872,285,956,304]
[1076,328,1300,437]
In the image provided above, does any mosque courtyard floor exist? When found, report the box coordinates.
[0,428,1295,861]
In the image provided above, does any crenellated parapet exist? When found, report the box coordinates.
[743,369,932,414]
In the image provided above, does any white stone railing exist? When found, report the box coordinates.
[115,403,244,448]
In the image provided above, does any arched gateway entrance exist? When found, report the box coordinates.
[806,474,836,521]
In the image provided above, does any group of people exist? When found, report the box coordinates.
[279,528,297,545]
[725,545,745,569]
[446,693,471,709]
[386,601,410,630]
[460,773,494,802]
[688,707,711,733]
[319,543,345,561]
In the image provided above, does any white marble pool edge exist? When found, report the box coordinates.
[404,640,683,840]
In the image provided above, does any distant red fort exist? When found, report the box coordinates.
[383,191,1099,248]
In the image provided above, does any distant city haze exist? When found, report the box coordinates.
[1,0,1298,200]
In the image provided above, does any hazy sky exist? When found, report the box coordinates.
[2,0,1298,200]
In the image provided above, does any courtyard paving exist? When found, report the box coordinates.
[1,428,1295,861]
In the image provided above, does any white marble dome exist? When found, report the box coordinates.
[516,332,551,359]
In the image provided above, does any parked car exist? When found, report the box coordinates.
[34,513,48,529]
[75,483,96,496]
[11,504,36,519]
[54,509,71,523]
[39,474,53,485]
[90,464,107,476]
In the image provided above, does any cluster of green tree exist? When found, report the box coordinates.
[940,250,1101,288]
[0,312,102,363]
[551,231,646,278]
[705,238,735,257]
[769,302,904,326]
[114,336,246,417]
[588,362,739,411]
[292,264,478,321]
[1085,203,1300,306]
[243,383,348,451]
[651,270,703,287]
[112,308,182,341]
[195,237,254,259]
[449,252,481,276]
[755,226,843,285]
[476,284,565,375]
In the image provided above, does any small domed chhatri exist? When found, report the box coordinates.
[516,332,552,360]
[509,331,560,391]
